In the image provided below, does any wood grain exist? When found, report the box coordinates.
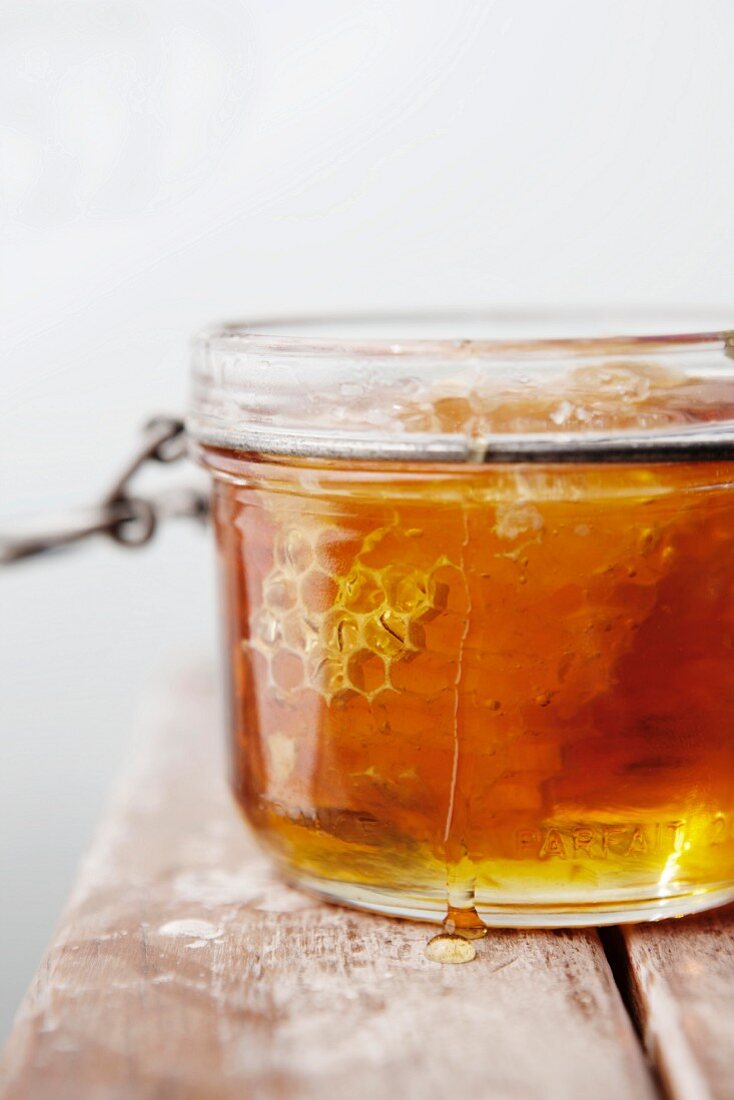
[0,668,656,1100]
[621,907,734,1100]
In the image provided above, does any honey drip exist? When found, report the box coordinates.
[443,905,488,940]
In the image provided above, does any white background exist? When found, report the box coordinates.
[3,0,734,1039]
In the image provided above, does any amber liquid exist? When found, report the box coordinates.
[209,452,734,925]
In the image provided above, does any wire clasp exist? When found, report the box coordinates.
[0,417,208,565]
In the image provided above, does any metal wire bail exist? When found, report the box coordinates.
[0,417,209,566]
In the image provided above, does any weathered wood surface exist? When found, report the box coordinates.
[1,668,657,1100]
[621,907,734,1100]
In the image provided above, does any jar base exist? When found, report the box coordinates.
[288,871,734,927]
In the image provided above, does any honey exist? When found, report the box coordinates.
[207,444,734,926]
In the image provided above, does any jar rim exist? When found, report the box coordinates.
[196,308,734,358]
[188,309,734,464]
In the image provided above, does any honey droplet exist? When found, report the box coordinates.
[425,933,477,964]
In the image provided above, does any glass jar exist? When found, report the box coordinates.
[188,313,734,928]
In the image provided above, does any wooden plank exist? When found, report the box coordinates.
[621,907,734,1100]
[0,667,656,1100]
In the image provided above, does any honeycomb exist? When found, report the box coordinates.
[248,522,450,702]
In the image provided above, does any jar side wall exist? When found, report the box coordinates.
[207,451,734,923]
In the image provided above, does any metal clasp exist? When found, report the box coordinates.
[0,417,208,565]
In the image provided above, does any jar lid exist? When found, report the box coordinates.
[187,311,734,463]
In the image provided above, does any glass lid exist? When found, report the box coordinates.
[187,310,734,463]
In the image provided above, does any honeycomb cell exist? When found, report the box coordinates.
[281,609,312,651]
[263,571,298,612]
[432,396,474,432]
[309,655,352,700]
[314,527,364,573]
[322,609,361,656]
[347,649,389,698]
[299,569,339,614]
[494,502,544,542]
[339,567,385,614]
[271,649,305,693]
[385,568,433,615]
[275,528,314,573]
[252,608,281,647]
[362,612,407,658]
